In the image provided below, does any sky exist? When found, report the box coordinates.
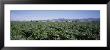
[10,10,100,21]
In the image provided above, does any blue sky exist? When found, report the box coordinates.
[11,10,100,21]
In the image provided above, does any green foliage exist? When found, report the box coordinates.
[11,21,100,40]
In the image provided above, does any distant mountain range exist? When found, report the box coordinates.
[49,18,99,22]
[12,18,100,22]
[36,18,100,22]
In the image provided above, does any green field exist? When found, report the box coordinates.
[11,21,100,40]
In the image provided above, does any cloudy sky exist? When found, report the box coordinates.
[11,10,100,21]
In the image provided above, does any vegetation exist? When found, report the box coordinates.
[11,21,100,40]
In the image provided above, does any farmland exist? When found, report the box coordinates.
[11,20,100,40]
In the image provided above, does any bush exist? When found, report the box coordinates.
[11,21,100,40]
